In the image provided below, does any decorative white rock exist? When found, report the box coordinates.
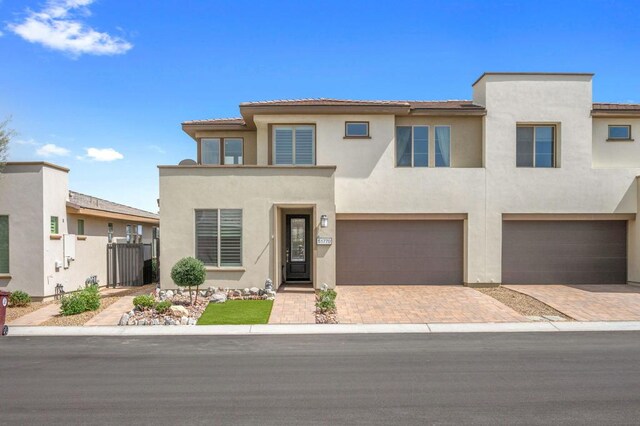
[210,292,227,304]
[170,305,189,316]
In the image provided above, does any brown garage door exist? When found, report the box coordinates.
[502,220,627,284]
[336,220,463,285]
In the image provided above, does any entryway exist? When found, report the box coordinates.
[275,206,315,288]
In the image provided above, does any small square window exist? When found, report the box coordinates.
[345,122,369,138]
[608,125,632,141]
[50,216,59,234]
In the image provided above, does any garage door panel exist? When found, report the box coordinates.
[336,220,463,285]
[503,220,627,285]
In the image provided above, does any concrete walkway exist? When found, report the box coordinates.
[7,303,61,326]
[84,296,135,326]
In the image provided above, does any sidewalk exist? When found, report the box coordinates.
[7,320,640,337]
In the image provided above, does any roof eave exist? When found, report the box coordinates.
[591,110,640,118]
[66,203,159,224]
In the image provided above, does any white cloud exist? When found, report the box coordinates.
[14,138,39,146]
[36,143,70,157]
[7,0,133,57]
[148,144,166,154]
[85,147,123,161]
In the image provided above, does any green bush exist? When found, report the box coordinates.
[60,285,101,316]
[316,289,337,313]
[154,300,172,314]
[170,257,206,304]
[133,294,155,310]
[9,290,31,307]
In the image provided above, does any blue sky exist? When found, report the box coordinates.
[1,0,640,212]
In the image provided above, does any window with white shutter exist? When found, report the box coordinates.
[273,125,315,165]
[195,209,242,267]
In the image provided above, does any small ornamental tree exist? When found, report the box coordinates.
[170,257,206,304]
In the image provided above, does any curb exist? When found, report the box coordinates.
[6,321,640,337]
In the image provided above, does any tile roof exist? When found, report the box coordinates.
[68,191,159,220]
[592,102,640,111]
[182,117,246,126]
[240,98,410,107]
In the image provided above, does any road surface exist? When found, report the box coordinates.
[1,332,640,425]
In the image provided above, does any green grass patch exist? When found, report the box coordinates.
[197,300,274,325]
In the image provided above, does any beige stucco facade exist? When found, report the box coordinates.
[161,72,640,289]
[0,163,158,299]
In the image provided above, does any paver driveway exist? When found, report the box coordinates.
[337,285,526,323]
[504,284,640,321]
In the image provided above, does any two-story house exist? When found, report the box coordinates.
[159,72,640,291]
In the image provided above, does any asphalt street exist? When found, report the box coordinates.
[1,332,640,425]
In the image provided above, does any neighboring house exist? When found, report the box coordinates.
[159,72,640,290]
[0,162,159,300]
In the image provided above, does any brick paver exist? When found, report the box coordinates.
[337,285,526,324]
[268,285,316,324]
[505,284,640,321]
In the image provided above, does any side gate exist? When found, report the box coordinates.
[107,243,147,287]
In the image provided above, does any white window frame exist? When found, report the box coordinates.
[396,125,429,168]
[195,209,243,267]
[272,125,316,166]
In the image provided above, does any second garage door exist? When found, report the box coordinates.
[336,220,463,285]
[502,220,627,284]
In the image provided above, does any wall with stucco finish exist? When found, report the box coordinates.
[159,166,335,289]
[0,164,45,297]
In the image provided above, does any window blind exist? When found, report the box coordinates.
[220,209,242,266]
[275,128,293,165]
[196,210,218,266]
[295,127,314,165]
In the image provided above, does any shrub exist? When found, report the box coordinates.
[154,300,172,314]
[60,285,101,316]
[170,257,206,305]
[9,290,31,307]
[133,294,155,310]
[316,288,337,313]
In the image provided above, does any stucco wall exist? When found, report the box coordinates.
[159,166,336,289]
[0,164,45,296]
[592,117,640,168]
[474,74,640,283]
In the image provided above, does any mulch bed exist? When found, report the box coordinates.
[40,284,156,326]
[476,286,573,320]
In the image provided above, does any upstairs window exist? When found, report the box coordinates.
[608,125,632,141]
[108,223,114,243]
[126,224,132,243]
[435,126,451,167]
[77,219,85,236]
[201,138,244,165]
[516,125,556,168]
[50,216,59,234]
[396,126,428,167]
[273,125,315,165]
[345,122,369,138]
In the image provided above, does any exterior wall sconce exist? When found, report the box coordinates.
[320,215,329,228]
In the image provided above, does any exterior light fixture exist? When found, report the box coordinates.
[320,215,329,228]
